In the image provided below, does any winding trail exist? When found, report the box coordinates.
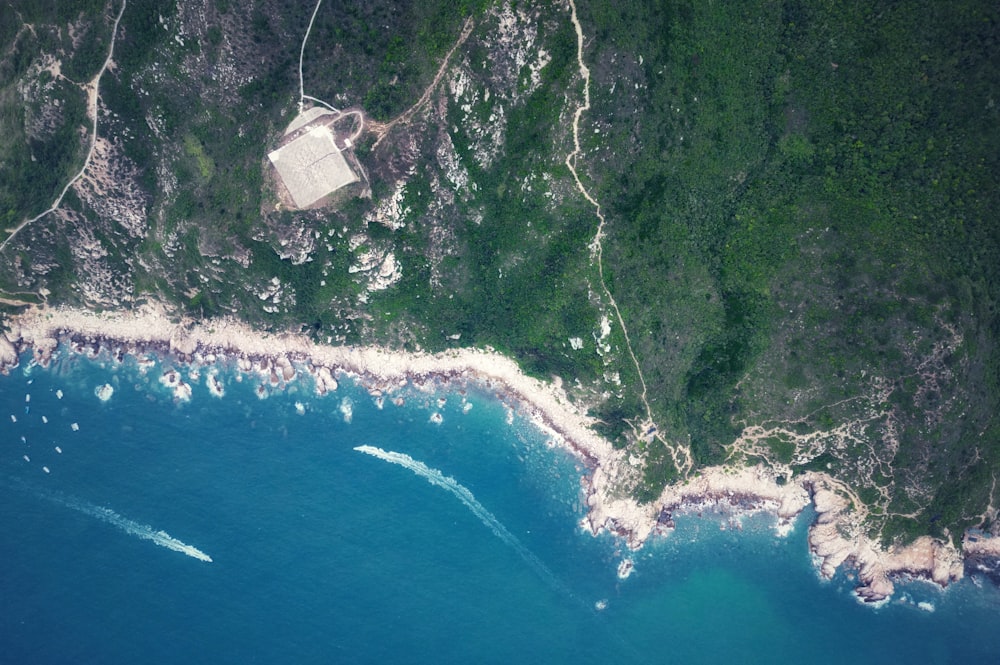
[296,2,471,150]
[328,108,366,143]
[563,0,692,474]
[302,94,338,113]
[725,380,926,526]
[298,0,338,115]
[0,293,39,307]
[0,0,127,255]
[370,16,475,149]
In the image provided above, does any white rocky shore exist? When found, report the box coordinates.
[805,478,964,603]
[0,303,986,603]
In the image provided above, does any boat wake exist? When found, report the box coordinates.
[68,499,213,562]
[354,445,567,595]
[28,485,213,562]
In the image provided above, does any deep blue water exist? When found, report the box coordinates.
[1,349,998,664]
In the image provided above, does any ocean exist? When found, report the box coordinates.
[2,348,998,664]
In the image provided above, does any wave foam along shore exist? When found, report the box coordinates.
[1,304,610,443]
[0,303,982,602]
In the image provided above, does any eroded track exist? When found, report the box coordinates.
[564,0,693,475]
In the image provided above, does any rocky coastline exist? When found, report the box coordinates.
[0,303,992,603]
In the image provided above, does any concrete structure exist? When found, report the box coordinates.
[267,124,358,208]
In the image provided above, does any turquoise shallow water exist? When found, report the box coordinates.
[1,348,999,664]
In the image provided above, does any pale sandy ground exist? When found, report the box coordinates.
[806,479,965,602]
[964,532,1000,557]
[1,303,990,602]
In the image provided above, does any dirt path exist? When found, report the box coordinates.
[370,16,475,150]
[0,0,127,254]
[0,293,39,307]
[563,0,693,474]
[302,94,338,113]
[725,379,906,525]
[298,0,338,115]
[334,109,365,143]
[296,8,472,150]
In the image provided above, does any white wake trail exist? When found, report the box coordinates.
[50,492,212,562]
[354,445,566,594]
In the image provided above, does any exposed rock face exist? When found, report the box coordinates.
[0,332,17,372]
[806,474,964,603]
[364,176,411,231]
[965,552,1000,585]
[169,328,198,356]
[3,303,999,604]
[17,54,69,141]
[258,218,317,266]
[591,465,968,603]
[582,463,811,550]
[65,217,135,307]
[73,136,149,239]
[963,532,1000,585]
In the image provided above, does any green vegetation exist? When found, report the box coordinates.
[304,0,489,121]
[1,0,998,546]
[582,0,1000,542]
[183,135,215,181]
